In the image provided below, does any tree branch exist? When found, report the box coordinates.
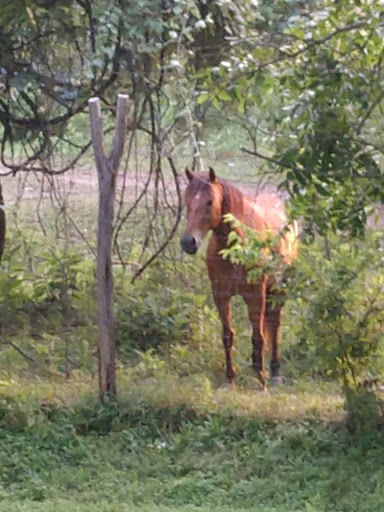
[241,146,300,171]
[0,339,37,363]
[357,90,384,135]
[131,155,183,282]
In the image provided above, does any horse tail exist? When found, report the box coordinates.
[291,219,299,241]
[280,219,300,264]
[294,220,300,249]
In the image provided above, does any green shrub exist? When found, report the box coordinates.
[0,241,96,372]
[292,238,384,435]
[291,235,384,385]
[115,262,217,353]
[222,222,384,435]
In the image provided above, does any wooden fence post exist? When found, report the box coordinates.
[88,94,129,402]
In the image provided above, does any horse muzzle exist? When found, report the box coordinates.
[180,234,200,255]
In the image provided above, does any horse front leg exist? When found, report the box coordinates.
[243,276,267,390]
[214,295,235,387]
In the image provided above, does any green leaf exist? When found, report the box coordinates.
[196,93,209,105]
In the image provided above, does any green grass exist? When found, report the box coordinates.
[0,367,380,512]
[0,365,367,512]
[0,377,383,512]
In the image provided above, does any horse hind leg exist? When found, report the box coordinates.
[265,285,284,385]
[214,295,236,387]
[243,277,268,391]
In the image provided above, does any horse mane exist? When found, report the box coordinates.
[219,178,245,218]
[187,172,245,217]
[188,172,280,233]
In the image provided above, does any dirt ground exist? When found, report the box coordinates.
[1,165,384,228]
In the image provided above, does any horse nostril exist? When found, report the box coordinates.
[180,235,198,255]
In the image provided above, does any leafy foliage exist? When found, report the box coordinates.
[277,0,384,236]
[0,238,96,372]
[115,263,217,353]
[222,218,384,433]
[291,236,384,387]
[0,0,261,171]
[220,213,287,284]
[291,235,384,433]
[199,0,384,237]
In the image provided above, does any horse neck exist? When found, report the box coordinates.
[212,181,269,248]
[212,180,246,244]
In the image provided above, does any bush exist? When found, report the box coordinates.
[291,235,384,387]
[0,240,96,373]
[290,235,384,435]
[115,261,218,353]
[222,222,384,436]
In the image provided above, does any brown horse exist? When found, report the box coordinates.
[180,167,299,390]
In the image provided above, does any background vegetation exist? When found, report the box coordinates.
[1,0,384,510]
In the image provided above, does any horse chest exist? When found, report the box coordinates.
[228,263,246,284]
[206,250,248,295]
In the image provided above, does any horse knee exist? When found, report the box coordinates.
[223,323,234,337]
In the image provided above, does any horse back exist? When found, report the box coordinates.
[249,193,299,265]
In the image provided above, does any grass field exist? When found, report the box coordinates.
[0,372,383,512]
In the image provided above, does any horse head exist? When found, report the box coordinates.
[180,167,223,255]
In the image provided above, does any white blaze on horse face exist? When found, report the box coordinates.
[185,189,212,245]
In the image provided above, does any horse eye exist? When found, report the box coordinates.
[206,200,213,207]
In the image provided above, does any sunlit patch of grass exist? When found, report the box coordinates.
[0,370,97,405]
[0,368,344,425]
[118,371,344,423]
[214,384,343,422]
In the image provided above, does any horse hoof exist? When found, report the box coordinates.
[258,386,269,395]
[270,376,283,386]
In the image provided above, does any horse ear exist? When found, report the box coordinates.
[185,167,195,182]
[209,167,217,183]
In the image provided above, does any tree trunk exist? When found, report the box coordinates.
[88,94,129,402]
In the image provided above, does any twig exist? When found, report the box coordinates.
[241,147,301,171]
[357,90,384,135]
[0,339,37,363]
[131,155,183,282]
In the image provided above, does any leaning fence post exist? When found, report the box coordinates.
[88,94,129,403]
